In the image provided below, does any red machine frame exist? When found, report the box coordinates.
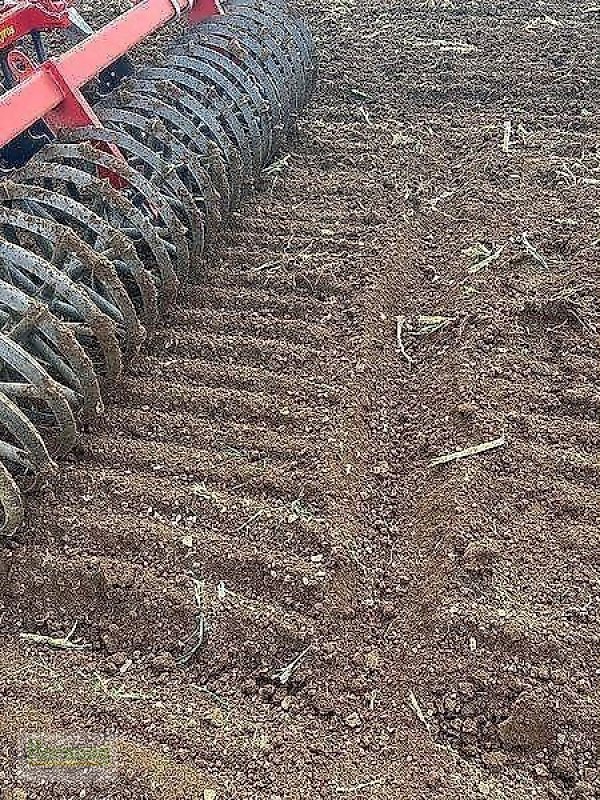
[0,1,72,52]
[0,0,222,149]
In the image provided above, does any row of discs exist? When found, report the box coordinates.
[0,0,315,534]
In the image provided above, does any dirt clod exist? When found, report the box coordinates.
[498,690,558,752]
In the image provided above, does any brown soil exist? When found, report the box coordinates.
[1,1,599,798]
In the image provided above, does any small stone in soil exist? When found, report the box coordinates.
[345,712,362,728]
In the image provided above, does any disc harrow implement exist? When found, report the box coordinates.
[0,0,315,535]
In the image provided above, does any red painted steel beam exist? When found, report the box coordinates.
[189,0,222,24]
[0,0,220,148]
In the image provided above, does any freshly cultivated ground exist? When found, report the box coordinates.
[1,1,599,798]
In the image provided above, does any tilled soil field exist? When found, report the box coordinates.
[1,1,599,798]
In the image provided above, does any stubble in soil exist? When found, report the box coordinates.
[1,1,599,799]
